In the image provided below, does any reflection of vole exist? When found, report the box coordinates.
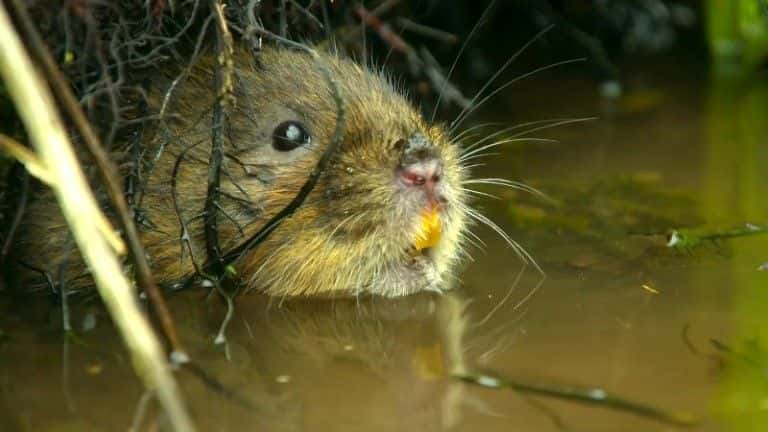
[11,47,470,297]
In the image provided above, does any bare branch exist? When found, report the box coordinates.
[0,5,195,430]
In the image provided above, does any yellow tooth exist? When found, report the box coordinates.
[413,207,442,251]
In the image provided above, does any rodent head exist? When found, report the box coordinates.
[148,47,470,297]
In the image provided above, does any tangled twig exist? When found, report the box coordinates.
[205,0,236,276]
[7,0,187,361]
[0,4,195,429]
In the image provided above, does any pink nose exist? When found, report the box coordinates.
[399,158,442,189]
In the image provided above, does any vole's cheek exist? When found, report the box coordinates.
[233,164,275,185]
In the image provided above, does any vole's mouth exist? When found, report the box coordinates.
[406,206,442,261]
[407,245,433,260]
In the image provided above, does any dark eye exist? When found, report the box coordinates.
[273,121,311,151]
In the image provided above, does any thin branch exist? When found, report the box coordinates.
[354,4,469,110]
[0,5,195,431]
[1,168,29,265]
[454,371,698,427]
[205,0,236,276]
[667,223,768,250]
[171,141,207,276]
[394,17,458,44]
[0,133,122,252]
[279,0,288,38]
[0,134,53,184]
[7,0,186,361]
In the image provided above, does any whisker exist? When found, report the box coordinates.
[462,228,487,252]
[460,152,501,163]
[246,241,293,291]
[327,212,363,240]
[449,24,556,130]
[462,206,543,274]
[513,272,546,310]
[456,248,476,263]
[450,58,588,133]
[457,118,595,167]
[459,117,581,154]
[463,178,550,201]
[482,117,597,146]
[451,122,503,142]
[460,163,487,171]
[430,0,499,123]
[459,137,558,162]
[461,187,500,200]
[475,264,526,327]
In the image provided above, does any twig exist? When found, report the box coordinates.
[243,0,264,51]
[206,0,236,276]
[0,168,29,264]
[206,1,241,346]
[279,0,288,38]
[419,47,470,108]
[370,0,402,16]
[319,0,331,40]
[287,0,323,30]
[0,134,53,184]
[395,17,458,44]
[430,0,497,122]
[213,289,235,344]
[129,390,155,432]
[667,224,768,250]
[531,0,618,83]
[354,4,409,54]
[7,0,187,361]
[354,4,469,110]
[182,361,257,409]
[0,134,122,254]
[61,334,75,412]
[171,141,207,276]
[453,371,698,427]
[0,6,195,431]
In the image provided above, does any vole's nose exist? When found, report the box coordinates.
[398,133,441,183]
[397,133,445,205]
[398,158,442,188]
[398,157,446,210]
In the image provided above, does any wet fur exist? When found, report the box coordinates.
[10,47,470,297]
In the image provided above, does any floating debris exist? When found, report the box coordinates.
[667,224,768,250]
[641,284,660,294]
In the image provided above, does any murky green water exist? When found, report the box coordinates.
[2,63,768,431]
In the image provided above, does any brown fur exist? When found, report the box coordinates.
[9,47,470,297]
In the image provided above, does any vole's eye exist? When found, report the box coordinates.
[273,121,311,151]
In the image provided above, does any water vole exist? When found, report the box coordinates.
[10,46,471,297]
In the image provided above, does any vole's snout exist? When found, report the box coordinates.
[397,133,446,207]
[398,158,442,189]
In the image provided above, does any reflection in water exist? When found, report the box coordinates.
[707,77,768,431]
[0,289,516,431]
[189,291,494,431]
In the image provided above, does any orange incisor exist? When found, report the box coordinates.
[413,206,442,251]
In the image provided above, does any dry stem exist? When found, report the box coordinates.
[6,0,187,359]
[0,5,195,431]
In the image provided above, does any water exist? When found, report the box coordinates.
[2,62,768,431]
